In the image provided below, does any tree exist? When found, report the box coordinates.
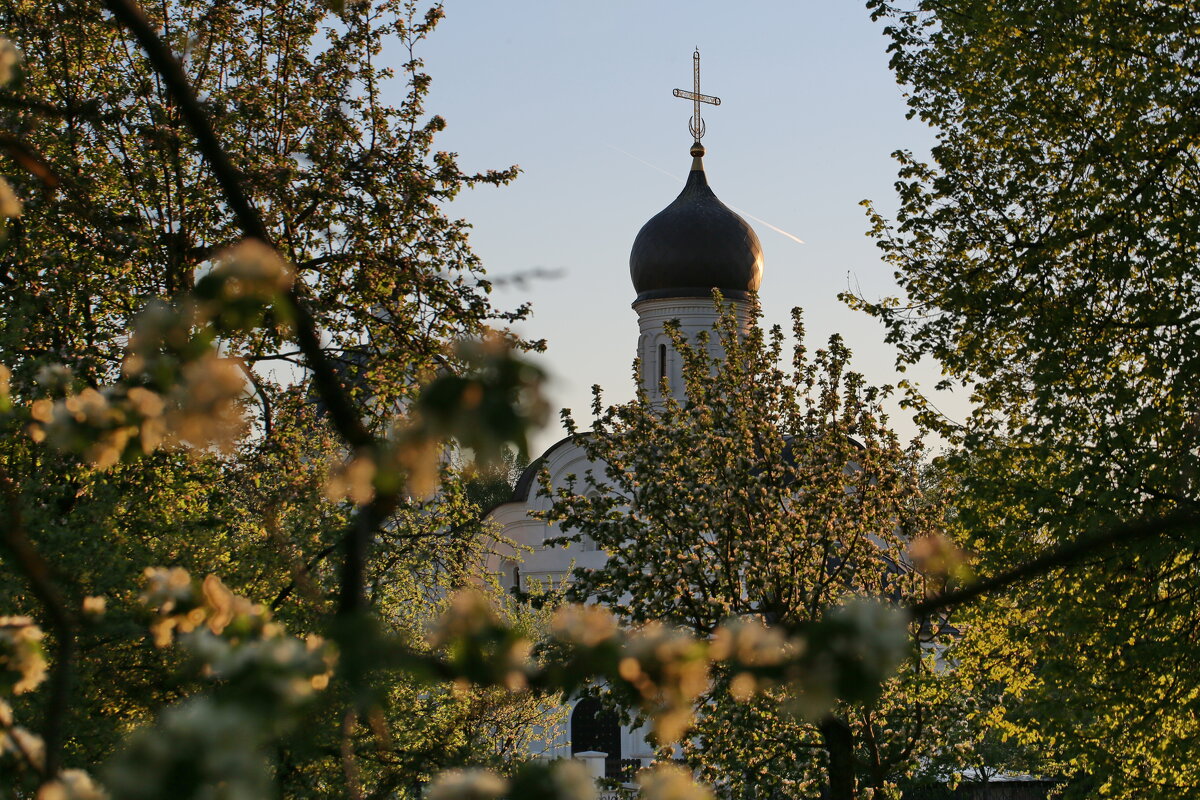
[0,0,1130,796]
[855,2,1200,796]
[0,0,534,413]
[0,3,816,798]
[462,447,531,516]
[0,3,857,797]
[0,0,559,793]
[545,303,968,799]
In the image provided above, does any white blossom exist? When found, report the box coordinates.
[637,763,713,800]
[0,38,20,86]
[36,769,108,800]
[551,759,597,800]
[425,768,508,800]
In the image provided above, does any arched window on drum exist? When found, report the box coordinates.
[579,491,601,551]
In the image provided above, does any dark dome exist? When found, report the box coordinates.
[629,148,763,302]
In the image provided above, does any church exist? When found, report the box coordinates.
[486,53,766,783]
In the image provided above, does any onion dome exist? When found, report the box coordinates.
[629,142,763,302]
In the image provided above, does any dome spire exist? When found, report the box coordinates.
[672,48,721,148]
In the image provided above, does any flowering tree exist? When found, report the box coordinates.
[0,2,919,797]
[0,0,559,794]
[544,305,972,799]
[0,1,1164,798]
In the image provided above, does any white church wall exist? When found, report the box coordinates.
[484,295,762,773]
[484,431,664,768]
[634,296,753,402]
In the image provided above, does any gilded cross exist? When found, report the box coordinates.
[672,48,721,142]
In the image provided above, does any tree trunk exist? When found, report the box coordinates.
[819,716,856,800]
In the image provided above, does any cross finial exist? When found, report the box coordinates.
[672,48,721,146]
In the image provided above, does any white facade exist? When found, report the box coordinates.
[486,295,754,776]
[489,433,658,767]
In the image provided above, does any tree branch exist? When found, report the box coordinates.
[270,538,342,613]
[912,510,1200,618]
[0,466,76,778]
[100,0,397,617]
[98,0,371,447]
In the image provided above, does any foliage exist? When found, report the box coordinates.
[0,0,1139,795]
[0,0,560,795]
[857,1,1200,796]
[461,447,530,517]
[544,302,968,798]
[0,239,560,799]
[0,3,903,795]
[0,0,533,411]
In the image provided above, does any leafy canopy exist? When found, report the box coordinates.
[859,2,1200,796]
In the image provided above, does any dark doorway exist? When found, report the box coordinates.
[570,697,621,777]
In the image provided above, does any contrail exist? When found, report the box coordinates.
[605,144,806,246]
[606,144,680,182]
[727,206,807,246]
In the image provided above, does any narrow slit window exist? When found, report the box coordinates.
[658,343,667,385]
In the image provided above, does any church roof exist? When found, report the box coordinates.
[629,143,763,303]
[508,434,585,504]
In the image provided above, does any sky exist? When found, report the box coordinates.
[391,1,960,455]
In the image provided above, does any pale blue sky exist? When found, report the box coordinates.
[391,2,961,454]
